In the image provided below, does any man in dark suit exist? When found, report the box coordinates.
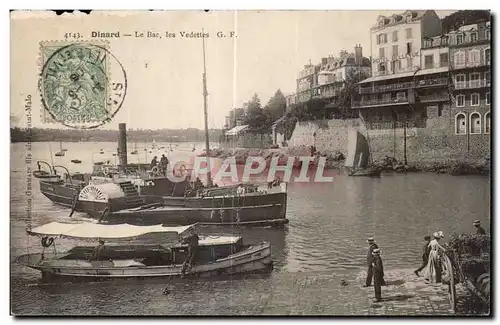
[364,237,385,287]
[372,248,384,302]
[473,220,486,235]
[414,235,431,276]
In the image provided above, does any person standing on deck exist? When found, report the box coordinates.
[414,235,431,276]
[160,154,169,176]
[150,156,158,169]
[364,237,386,287]
[371,248,384,302]
[181,230,200,277]
[473,220,486,234]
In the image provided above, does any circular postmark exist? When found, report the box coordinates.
[40,43,127,129]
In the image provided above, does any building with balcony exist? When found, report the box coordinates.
[448,21,491,137]
[370,10,442,77]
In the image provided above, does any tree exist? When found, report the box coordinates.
[243,93,272,133]
[264,89,287,122]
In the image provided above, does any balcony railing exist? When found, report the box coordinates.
[452,59,490,69]
[454,79,490,89]
[358,77,448,94]
[352,97,408,108]
[418,93,450,102]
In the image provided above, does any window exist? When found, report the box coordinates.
[454,51,465,67]
[396,92,406,100]
[424,55,434,69]
[392,45,398,59]
[484,112,490,134]
[392,31,398,42]
[379,47,385,59]
[457,34,463,45]
[470,32,478,42]
[471,93,480,106]
[438,104,443,117]
[397,59,402,71]
[470,112,481,134]
[407,57,413,69]
[440,53,449,67]
[377,33,387,44]
[455,113,467,134]
[469,49,480,65]
[406,42,412,54]
[470,73,480,88]
[485,29,490,40]
[485,48,491,65]
[485,71,490,84]
[455,74,466,89]
[486,92,490,105]
[406,28,412,39]
[456,94,465,107]
[390,60,396,73]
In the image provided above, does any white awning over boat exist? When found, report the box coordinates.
[225,125,249,136]
[28,222,194,239]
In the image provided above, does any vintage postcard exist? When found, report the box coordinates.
[10,10,491,316]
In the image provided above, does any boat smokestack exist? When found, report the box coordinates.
[118,123,128,170]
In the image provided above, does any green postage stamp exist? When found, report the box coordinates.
[39,41,127,129]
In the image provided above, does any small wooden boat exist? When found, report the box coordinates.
[15,222,273,280]
[348,167,381,177]
[71,159,82,164]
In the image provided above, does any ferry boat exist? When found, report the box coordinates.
[15,222,273,280]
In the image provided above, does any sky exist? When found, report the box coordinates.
[10,10,456,130]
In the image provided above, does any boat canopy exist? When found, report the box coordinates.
[27,222,194,240]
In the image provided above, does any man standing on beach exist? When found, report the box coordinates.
[364,237,382,287]
[372,248,384,302]
[414,235,431,277]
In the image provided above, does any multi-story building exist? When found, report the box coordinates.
[354,10,448,129]
[285,46,371,114]
[370,10,442,77]
[448,21,491,137]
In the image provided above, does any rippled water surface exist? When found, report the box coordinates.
[10,142,491,315]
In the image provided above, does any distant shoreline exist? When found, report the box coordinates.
[10,127,223,143]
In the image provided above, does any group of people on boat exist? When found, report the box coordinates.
[150,154,169,176]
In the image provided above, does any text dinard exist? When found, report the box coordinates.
[91,31,234,39]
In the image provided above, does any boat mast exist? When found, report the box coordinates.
[202,29,212,187]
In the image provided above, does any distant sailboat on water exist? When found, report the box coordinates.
[55,141,65,157]
[345,128,381,177]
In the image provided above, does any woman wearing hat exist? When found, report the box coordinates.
[424,232,445,283]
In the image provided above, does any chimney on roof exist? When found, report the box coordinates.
[354,44,363,65]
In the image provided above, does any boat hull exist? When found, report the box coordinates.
[16,243,273,280]
[100,203,288,227]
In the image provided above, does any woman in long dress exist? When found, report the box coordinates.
[424,231,445,283]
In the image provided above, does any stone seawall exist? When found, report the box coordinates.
[287,117,490,165]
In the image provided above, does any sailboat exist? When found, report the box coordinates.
[345,128,381,177]
[131,141,138,155]
[55,141,65,157]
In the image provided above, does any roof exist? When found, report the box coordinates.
[225,125,249,136]
[28,222,193,240]
[372,10,428,29]
[358,67,449,84]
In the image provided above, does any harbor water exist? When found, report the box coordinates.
[10,142,490,315]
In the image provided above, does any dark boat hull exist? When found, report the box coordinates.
[100,203,288,227]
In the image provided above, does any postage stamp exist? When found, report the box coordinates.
[39,41,127,129]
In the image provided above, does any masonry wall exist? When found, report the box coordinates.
[287,104,490,164]
[222,133,273,149]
